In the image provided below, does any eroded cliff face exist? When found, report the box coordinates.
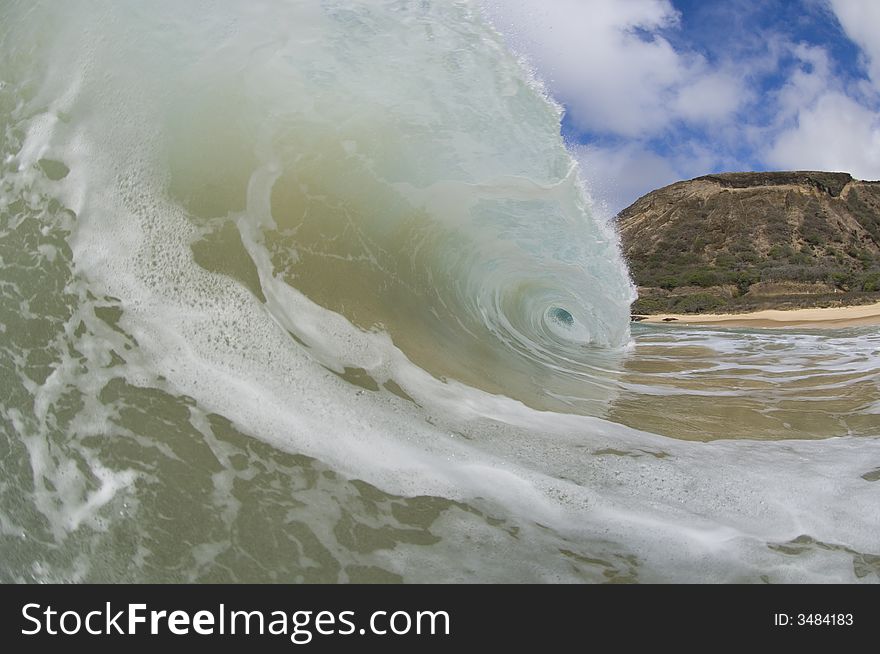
[616,171,880,314]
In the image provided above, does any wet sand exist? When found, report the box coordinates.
[637,301,880,328]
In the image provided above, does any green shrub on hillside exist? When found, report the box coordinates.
[631,297,669,314]
[830,270,855,290]
[733,269,760,293]
[769,244,794,259]
[673,293,725,313]
[685,268,719,287]
[862,272,880,292]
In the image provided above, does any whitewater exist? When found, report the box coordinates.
[0,0,877,583]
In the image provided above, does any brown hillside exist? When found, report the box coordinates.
[616,171,880,314]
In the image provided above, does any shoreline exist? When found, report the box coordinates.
[634,300,880,328]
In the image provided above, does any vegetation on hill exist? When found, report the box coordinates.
[616,171,880,314]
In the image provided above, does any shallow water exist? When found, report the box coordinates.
[1,0,878,583]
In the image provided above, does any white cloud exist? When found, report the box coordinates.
[764,2,880,180]
[672,72,747,123]
[573,136,732,216]
[829,0,880,87]
[482,0,880,209]
[574,144,678,218]
[774,43,833,123]
[766,92,880,178]
[481,0,745,137]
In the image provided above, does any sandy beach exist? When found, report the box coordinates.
[636,300,880,328]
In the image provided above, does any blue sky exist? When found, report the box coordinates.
[483,0,880,216]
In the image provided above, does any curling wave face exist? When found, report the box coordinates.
[22,0,632,412]
[159,0,635,409]
[1,0,878,583]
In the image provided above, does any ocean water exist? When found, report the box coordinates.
[1,0,878,583]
